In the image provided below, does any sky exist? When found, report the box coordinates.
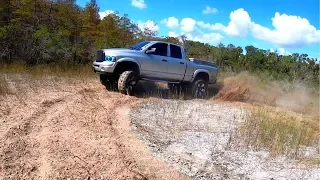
[76,0,320,58]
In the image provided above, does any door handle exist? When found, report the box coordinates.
[180,62,184,64]
[162,59,167,62]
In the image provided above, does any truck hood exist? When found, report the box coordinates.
[103,48,138,53]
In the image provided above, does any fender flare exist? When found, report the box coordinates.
[117,58,141,68]
[115,58,141,75]
[191,69,210,82]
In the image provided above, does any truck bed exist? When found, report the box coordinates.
[189,58,218,68]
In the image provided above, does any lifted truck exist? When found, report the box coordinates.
[92,41,219,99]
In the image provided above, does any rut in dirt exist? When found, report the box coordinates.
[0,77,188,180]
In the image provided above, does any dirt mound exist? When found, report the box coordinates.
[215,72,276,103]
[214,75,251,102]
[214,72,319,115]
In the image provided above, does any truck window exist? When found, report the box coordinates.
[148,43,168,56]
[170,44,182,59]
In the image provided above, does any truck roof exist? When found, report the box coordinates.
[148,40,184,48]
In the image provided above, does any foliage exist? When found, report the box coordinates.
[0,0,319,88]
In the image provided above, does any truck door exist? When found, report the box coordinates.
[141,42,169,80]
[167,44,187,81]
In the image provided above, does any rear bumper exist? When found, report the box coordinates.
[92,61,116,74]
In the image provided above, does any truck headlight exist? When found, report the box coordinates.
[105,56,117,62]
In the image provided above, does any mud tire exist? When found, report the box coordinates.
[191,78,208,99]
[118,71,138,96]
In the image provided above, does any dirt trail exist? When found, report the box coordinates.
[0,76,189,180]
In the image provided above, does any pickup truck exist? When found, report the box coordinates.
[92,41,219,99]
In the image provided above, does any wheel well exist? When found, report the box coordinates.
[195,72,209,81]
[114,61,140,77]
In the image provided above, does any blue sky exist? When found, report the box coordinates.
[76,0,320,58]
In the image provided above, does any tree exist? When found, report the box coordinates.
[0,0,318,89]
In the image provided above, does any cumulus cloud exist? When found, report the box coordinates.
[270,48,291,55]
[180,29,223,44]
[138,20,159,32]
[197,21,224,31]
[180,18,196,32]
[195,8,320,48]
[161,8,320,48]
[131,0,147,9]
[251,12,320,48]
[223,8,252,37]
[98,10,114,19]
[202,6,218,14]
[161,17,179,29]
[193,33,223,44]
[168,32,179,38]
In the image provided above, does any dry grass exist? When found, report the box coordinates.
[0,63,96,98]
[0,63,95,78]
[0,76,10,95]
[237,105,319,160]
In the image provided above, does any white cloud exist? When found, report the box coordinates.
[180,18,196,32]
[131,0,147,9]
[251,12,320,48]
[180,29,223,44]
[278,48,291,55]
[219,8,320,47]
[270,48,291,55]
[138,20,159,32]
[202,6,218,14]
[98,10,114,19]
[168,32,179,38]
[161,8,320,49]
[223,8,252,37]
[193,33,224,44]
[161,17,179,29]
[197,21,224,31]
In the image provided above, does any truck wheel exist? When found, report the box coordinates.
[191,78,208,99]
[118,71,138,96]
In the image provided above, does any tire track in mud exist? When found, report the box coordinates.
[0,83,188,180]
[0,96,65,179]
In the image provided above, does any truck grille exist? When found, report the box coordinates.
[95,50,105,62]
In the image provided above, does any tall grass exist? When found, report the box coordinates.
[239,106,319,159]
[0,63,95,78]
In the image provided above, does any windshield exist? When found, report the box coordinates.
[131,41,150,50]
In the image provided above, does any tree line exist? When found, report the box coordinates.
[0,0,318,87]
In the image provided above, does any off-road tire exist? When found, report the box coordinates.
[118,71,138,96]
[191,78,208,99]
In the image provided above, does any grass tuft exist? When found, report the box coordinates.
[239,106,319,159]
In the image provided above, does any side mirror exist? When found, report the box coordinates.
[146,48,156,54]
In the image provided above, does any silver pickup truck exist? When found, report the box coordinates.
[93,41,219,98]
